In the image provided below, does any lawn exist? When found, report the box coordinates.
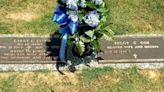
[0,0,57,35]
[0,1,163,92]
[0,67,163,92]
[0,0,163,35]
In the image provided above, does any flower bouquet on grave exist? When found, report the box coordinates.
[52,0,114,63]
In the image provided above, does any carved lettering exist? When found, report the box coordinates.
[144,45,159,48]
[99,36,164,62]
[114,41,129,45]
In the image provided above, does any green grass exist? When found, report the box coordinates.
[0,0,163,35]
[79,67,164,92]
[0,67,163,92]
[0,75,17,92]
[106,0,164,34]
[0,0,58,35]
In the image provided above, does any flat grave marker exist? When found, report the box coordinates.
[0,35,163,64]
[0,35,60,64]
[98,35,164,64]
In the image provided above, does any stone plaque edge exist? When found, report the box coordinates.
[99,59,164,64]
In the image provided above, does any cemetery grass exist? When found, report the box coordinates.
[0,67,163,92]
[0,0,164,35]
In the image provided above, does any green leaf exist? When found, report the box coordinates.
[76,41,85,56]
[102,27,114,41]
[94,31,103,39]
[86,1,96,9]
[78,10,85,21]
[85,30,95,38]
[66,9,72,15]
[80,36,90,43]
[97,8,108,13]
[91,40,100,52]
[67,39,73,46]
[104,26,114,34]
[102,2,105,7]
[101,16,107,22]
[98,2,105,8]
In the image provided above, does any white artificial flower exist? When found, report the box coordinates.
[79,0,86,8]
[83,11,100,27]
[68,11,78,22]
[92,0,103,5]
[66,0,78,10]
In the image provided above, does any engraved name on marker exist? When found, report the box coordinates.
[0,36,60,64]
[98,36,164,63]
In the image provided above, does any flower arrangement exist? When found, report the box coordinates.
[52,0,113,63]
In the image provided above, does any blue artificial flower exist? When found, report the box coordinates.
[66,0,78,10]
[78,0,86,8]
[92,0,103,5]
[83,11,100,27]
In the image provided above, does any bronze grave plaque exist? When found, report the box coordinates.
[0,35,60,64]
[0,35,164,64]
[98,35,164,64]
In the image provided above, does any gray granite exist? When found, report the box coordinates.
[0,62,163,72]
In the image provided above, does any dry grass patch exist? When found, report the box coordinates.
[6,12,38,22]
[0,0,57,34]
[140,69,163,80]
[0,67,163,92]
